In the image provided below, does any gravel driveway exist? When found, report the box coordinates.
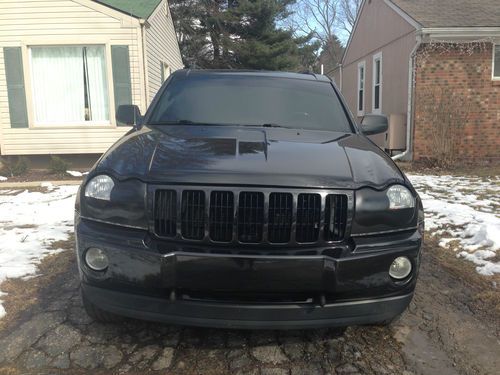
[0,241,498,375]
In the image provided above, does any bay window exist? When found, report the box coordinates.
[30,45,109,125]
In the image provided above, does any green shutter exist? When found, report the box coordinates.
[3,47,28,128]
[111,45,133,126]
[160,61,164,84]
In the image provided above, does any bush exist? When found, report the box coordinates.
[415,87,470,168]
[0,156,31,176]
[49,155,71,174]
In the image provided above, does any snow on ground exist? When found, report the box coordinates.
[66,170,88,177]
[0,185,78,318]
[408,174,500,276]
[0,176,7,182]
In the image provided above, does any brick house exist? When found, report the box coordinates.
[332,0,500,162]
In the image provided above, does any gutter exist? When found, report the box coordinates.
[421,27,500,40]
[392,34,422,161]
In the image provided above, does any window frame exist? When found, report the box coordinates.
[357,60,366,117]
[492,44,500,81]
[24,41,116,129]
[372,52,382,114]
[161,62,171,84]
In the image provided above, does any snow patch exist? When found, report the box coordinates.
[408,174,500,275]
[66,170,88,177]
[0,185,78,318]
[67,170,82,177]
[0,176,7,182]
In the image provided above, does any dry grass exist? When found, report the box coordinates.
[424,235,500,321]
[0,238,74,332]
[0,367,20,375]
[397,161,500,178]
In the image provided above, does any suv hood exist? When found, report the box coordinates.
[97,125,404,189]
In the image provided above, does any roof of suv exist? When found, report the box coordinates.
[176,69,333,83]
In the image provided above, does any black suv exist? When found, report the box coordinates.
[75,70,423,329]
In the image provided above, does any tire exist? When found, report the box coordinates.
[81,290,121,323]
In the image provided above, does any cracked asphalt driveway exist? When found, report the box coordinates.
[0,239,498,375]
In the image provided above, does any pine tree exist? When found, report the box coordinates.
[170,0,319,71]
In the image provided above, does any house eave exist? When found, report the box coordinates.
[421,27,500,41]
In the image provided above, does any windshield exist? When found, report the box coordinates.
[148,74,353,132]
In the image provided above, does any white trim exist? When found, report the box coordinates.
[357,60,366,117]
[384,0,421,29]
[422,27,500,40]
[372,52,383,114]
[493,44,500,81]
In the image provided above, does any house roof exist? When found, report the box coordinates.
[390,0,500,28]
[93,0,162,19]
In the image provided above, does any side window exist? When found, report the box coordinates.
[493,45,500,80]
[357,61,365,116]
[372,52,382,113]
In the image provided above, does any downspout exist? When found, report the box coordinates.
[140,19,149,108]
[392,34,422,161]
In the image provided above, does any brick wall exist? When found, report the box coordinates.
[413,43,500,163]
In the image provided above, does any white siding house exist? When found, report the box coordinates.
[0,0,183,156]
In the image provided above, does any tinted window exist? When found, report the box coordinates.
[149,74,352,132]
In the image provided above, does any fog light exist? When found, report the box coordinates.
[389,256,412,280]
[85,248,108,271]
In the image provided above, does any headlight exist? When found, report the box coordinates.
[84,175,114,201]
[386,185,415,210]
[352,184,418,234]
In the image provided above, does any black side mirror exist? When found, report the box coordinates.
[116,105,143,127]
[360,114,388,135]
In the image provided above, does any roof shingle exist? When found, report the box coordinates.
[390,0,500,27]
[94,0,162,19]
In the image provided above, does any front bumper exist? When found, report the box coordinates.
[76,215,422,329]
[82,283,413,329]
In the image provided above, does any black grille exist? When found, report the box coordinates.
[268,193,293,243]
[209,191,234,242]
[238,192,264,243]
[324,194,348,241]
[181,190,205,240]
[154,190,177,237]
[296,193,321,243]
[154,188,348,244]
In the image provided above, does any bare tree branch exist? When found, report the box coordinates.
[338,0,362,34]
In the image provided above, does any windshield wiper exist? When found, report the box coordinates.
[243,123,294,129]
[149,120,209,126]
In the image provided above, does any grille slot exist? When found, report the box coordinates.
[268,193,293,243]
[325,194,348,241]
[181,190,205,240]
[238,192,264,243]
[296,193,321,243]
[209,191,234,242]
[154,190,177,237]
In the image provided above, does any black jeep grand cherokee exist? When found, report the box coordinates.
[75,70,424,329]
